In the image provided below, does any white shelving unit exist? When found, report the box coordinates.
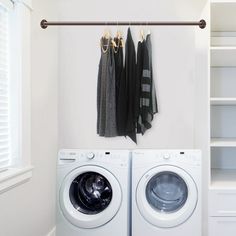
[210,0,236,186]
[209,1,236,235]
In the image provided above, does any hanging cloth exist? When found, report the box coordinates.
[136,40,144,134]
[97,37,117,137]
[113,37,126,136]
[146,34,158,115]
[125,28,137,143]
[113,37,124,101]
[138,33,158,134]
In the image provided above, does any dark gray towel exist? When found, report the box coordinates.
[136,40,144,134]
[138,33,158,134]
[146,34,158,115]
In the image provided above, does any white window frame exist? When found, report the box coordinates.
[0,0,33,194]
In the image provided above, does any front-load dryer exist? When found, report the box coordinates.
[132,150,201,236]
[56,149,131,236]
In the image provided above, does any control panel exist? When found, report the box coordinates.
[58,150,130,166]
[133,150,201,166]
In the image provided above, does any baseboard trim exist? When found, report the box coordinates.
[47,227,56,236]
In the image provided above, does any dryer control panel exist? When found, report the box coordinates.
[133,150,201,167]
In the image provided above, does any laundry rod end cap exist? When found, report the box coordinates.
[199,19,206,29]
[40,19,48,29]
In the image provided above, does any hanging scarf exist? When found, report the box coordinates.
[125,28,137,143]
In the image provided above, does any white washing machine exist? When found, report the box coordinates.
[56,149,131,236]
[132,150,201,236]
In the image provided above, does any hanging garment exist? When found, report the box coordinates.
[125,28,137,143]
[113,37,124,101]
[138,33,158,134]
[136,40,144,134]
[146,34,158,115]
[113,37,126,136]
[97,37,117,137]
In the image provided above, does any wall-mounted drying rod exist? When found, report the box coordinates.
[40,19,206,29]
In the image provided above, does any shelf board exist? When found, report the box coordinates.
[211,169,236,189]
[210,97,236,105]
[211,46,236,67]
[211,46,236,50]
[211,0,236,3]
[211,138,236,147]
[211,31,236,37]
[211,35,236,47]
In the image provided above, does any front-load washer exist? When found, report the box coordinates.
[56,149,131,236]
[132,150,201,236]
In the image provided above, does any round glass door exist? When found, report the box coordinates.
[146,171,188,213]
[136,165,198,228]
[60,166,122,229]
[69,172,113,215]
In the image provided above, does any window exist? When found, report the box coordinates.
[0,0,33,193]
[0,1,10,170]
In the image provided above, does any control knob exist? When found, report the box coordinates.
[87,152,95,159]
[163,153,170,160]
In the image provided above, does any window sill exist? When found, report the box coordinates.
[0,166,34,194]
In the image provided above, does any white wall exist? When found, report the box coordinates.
[58,0,206,149]
[0,0,58,235]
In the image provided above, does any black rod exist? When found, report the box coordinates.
[40,19,206,29]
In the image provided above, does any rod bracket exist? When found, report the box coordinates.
[199,19,206,29]
[40,19,48,29]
